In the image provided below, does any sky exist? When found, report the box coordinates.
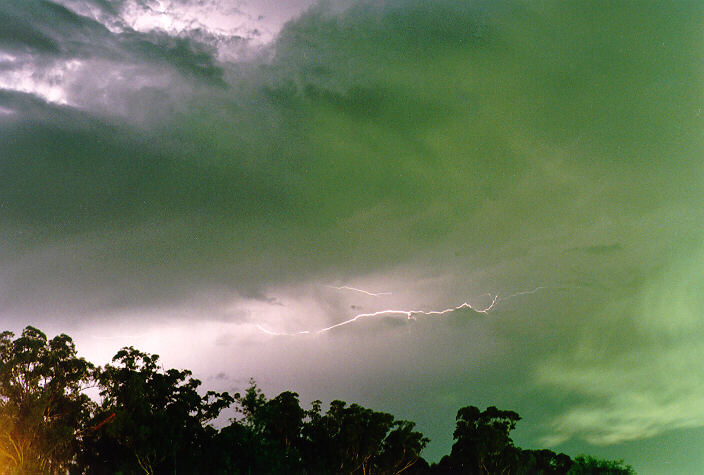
[1,0,703,472]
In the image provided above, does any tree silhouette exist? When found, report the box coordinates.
[79,347,232,474]
[568,455,634,474]
[448,405,522,473]
[214,381,307,473]
[0,327,637,474]
[0,327,93,473]
[302,398,428,474]
[518,449,574,474]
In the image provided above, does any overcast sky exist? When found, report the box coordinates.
[2,1,704,472]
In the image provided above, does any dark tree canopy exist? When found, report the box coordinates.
[451,405,522,473]
[568,455,635,475]
[78,346,233,474]
[518,449,574,474]
[0,327,635,474]
[218,381,429,474]
[300,398,428,474]
[0,327,93,474]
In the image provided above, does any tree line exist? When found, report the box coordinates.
[0,326,634,474]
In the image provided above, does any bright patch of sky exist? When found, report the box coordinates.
[2,2,704,473]
[0,60,82,105]
[57,0,316,47]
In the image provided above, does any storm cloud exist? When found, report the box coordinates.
[2,1,703,472]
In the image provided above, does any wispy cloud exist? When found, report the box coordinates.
[1,2,703,470]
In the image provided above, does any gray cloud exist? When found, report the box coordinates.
[567,244,623,255]
[2,1,704,472]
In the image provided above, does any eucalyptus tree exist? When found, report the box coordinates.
[79,347,232,474]
[302,399,428,474]
[0,326,94,474]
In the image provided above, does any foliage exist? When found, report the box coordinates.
[0,327,93,474]
[0,327,637,474]
[301,398,428,474]
[432,406,577,475]
[213,380,430,474]
[444,405,522,473]
[78,346,232,474]
[210,381,306,474]
[568,455,635,474]
[517,449,574,474]
[376,420,430,474]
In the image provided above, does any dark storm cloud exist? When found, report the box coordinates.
[0,0,232,112]
[2,1,704,471]
[0,1,285,309]
[124,31,226,83]
[0,0,471,311]
[0,0,94,54]
[567,244,623,255]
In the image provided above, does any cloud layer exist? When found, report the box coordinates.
[2,1,704,471]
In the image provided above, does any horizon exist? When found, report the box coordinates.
[2,1,703,472]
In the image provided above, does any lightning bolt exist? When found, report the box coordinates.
[257,295,498,336]
[256,287,548,336]
[325,285,392,297]
[256,325,312,336]
[497,286,547,302]
[317,295,499,333]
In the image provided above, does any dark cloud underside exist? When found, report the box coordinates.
[1,1,704,472]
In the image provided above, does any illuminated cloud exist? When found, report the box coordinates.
[1,1,703,472]
[537,244,704,446]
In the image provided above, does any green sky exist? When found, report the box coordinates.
[1,1,703,472]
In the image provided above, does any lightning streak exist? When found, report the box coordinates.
[256,325,311,336]
[318,295,498,333]
[325,285,392,297]
[497,286,547,302]
[257,286,548,337]
[258,295,499,336]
